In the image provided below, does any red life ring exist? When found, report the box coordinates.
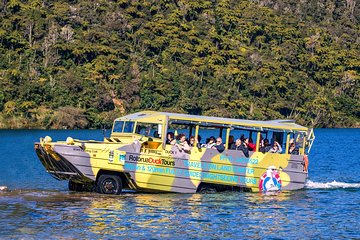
[259,167,282,192]
[303,155,309,172]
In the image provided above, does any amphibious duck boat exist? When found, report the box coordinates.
[35,111,315,194]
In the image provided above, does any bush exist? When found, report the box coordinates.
[50,106,88,129]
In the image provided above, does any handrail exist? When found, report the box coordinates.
[306,128,316,154]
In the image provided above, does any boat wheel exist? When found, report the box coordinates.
[96,174,122,195]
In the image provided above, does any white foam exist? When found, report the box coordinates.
[305,180,360,189]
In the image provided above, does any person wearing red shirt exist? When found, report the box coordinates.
[246,138,256,151]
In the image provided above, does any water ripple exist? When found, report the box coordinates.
[1,129,360,238]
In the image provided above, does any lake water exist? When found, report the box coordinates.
[0,129,359,239]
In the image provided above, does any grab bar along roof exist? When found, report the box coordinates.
[115,111,309,132]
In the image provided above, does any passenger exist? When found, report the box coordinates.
[231,139,241,150]
[232,138,249,157]
[203,136,216,148]
[190,135,202,149]
[240,134,245,142]
[153,131,160,138]
[259,135,264,148]
[212,137,225,153]
[194,135,202,148]
[228,135,235,149]
[189,136,195,147]
[246,138,256,151]
[269,141,282,153]
[175,133,190,152]
[166,132,175,144]
[288,142,299,155]
[259,139,271,153]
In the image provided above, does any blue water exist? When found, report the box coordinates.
[0,129,359,239]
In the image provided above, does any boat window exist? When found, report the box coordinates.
[272,132,285,150]
[113,121,125,133]
[229,129,251,140]
[295,132,305,153]
[123,121,135,133]
[258,131,287,153]
[291,132,304,148]
[135,123,161,139]
[167,123,193,141]
[229,128,257,150]
[197,126,226,146]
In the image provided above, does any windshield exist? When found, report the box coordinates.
[113,121,124,133]
[113,121,135,133]
[124,121,135,133]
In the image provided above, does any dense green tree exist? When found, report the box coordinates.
[0,0,358,129]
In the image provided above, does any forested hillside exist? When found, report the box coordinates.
[0,0,359,129]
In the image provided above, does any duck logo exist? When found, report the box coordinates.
[259,166,282,192]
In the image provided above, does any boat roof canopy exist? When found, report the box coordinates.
[114,111,309,132]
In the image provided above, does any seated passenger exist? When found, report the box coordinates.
[228,135,235,149]
[240,134,245,142]
[259,135,264,148]
[175,133,190,152]
[212,137,225,153]
[231,139,249,157]
[269,141,282,153]
[153,131,160,138]
[166,132,175,144]
[196,135,202,148]
[203,136,216,148]
[231,139,241,150]
[259,139,271,153]
[288,143,299,155]
[246,138,256,151]
[189,136,195,147]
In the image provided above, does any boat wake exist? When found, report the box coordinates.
[305,180,360,189]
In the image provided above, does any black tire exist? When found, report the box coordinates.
[96,174,122,195]
[68,180,84,191]
[198,186,217,194]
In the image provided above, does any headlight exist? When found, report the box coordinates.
[44,136,52,143]
[66,137,74,145]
